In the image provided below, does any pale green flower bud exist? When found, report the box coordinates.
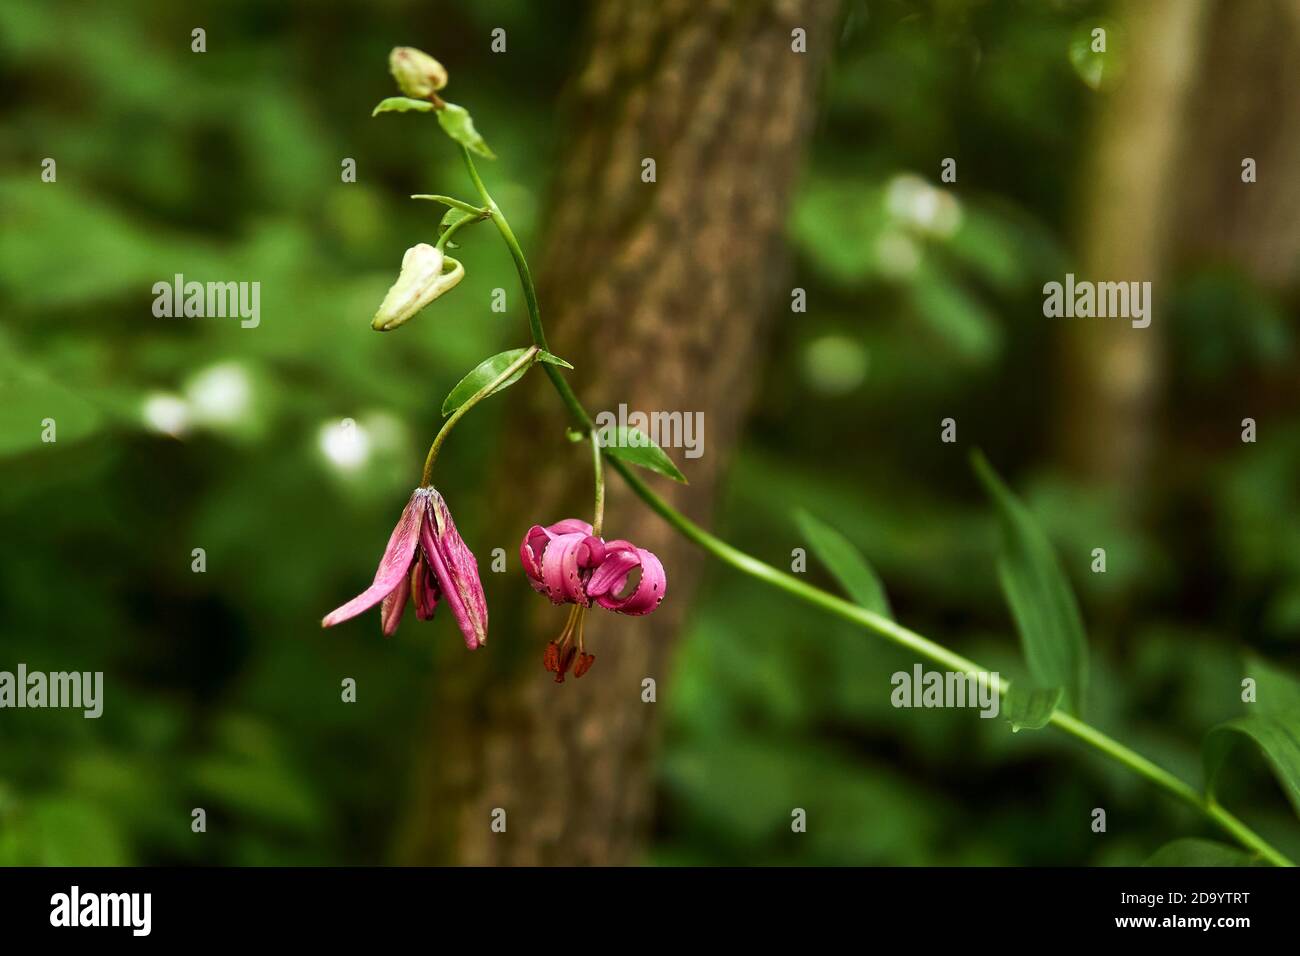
[389,47,448,99]
[372,244,465,332]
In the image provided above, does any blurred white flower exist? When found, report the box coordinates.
[885,174,962,239]
[319,418,372,471]
[185,362,252,427]
[141,393,191,438]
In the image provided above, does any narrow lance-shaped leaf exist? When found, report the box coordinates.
[1205,717,1300,819]
[1246,654,1300,717]
[372,96,435,117]
[1204,656,1300,820]
[1143,838,1264,867]
[536,352,573,369]
[0,355,103,457]
[437,102,495,159]
[598,426,687,483]
[794,509,892,618]
[1003,684,1062,733]
[441,348,570,417]
[972,451,1089,716]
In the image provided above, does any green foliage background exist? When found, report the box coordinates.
[1,0,1297,865]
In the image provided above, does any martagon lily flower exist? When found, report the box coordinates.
[521,518,666,681]
[323,487,488,648]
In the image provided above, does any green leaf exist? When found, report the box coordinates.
[371,96,435,117]
[536,351,573,370]
[599,427,687,483]
[440,348,537,417]
[437,207,471,249]
[972,451,1089,715]
[909,262,1001,363]
[1204,716,1300,819]
[411,194,479,209]
[437,102,495,159]
[0,344,104,457]
[22,798,130,866]
[794,509,892,618]
[1143,838,1263,867]
[1003,684,1062,733]
[1246,655,1300,717]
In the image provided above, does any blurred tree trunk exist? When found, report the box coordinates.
[1057,0,1208,488]
[1175,0,1300,286]
[1059,0,1300,487]
[398,0,838,865]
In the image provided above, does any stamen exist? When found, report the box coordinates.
[574,608,587,653]
[545,605,583,681]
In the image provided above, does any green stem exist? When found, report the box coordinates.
[435,209,487,251]
[590,431,606,537]
[421,345,538,485]
[455,147,1295,868]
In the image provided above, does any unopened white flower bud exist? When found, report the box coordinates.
[389,47,448,99]
[372,244,465,331]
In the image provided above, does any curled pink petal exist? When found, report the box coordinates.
[578,535,607,569]
[546,518,593,537]
[423,491,488,649]
[586,547,639,598]
[540,533,596,606]
[322,489,427,628]
[594,546,666,616]
[520,524,551,592]
[521,520,592,589]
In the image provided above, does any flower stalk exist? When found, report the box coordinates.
[590,431,605,538]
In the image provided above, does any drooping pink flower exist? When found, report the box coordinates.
[323,487,487,648]
[520,518,666,681]
[520,518,606,606]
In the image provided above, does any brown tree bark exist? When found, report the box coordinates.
[398,0,838,865]
[1175,0,1300,287]
[1059,0,1300,487]
[1057,0,1209,488]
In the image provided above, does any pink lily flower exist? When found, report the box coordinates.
[521,518,666,681]
[323,487,487,648]
[520,518,607,606]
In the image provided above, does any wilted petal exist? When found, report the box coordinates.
[322,489,427,628]
[381,569,411,636]
[423,491,488,649]
[591,544,666,616]
[412,553,439,621]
